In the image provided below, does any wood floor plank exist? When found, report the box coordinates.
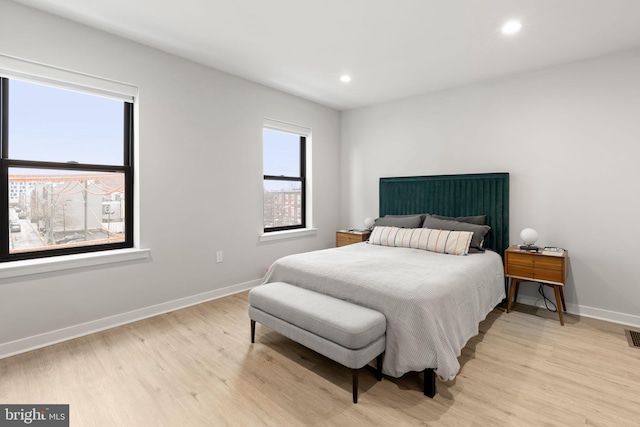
[1,292,638,426]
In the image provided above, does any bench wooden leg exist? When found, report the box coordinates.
[250,320,256,343]
[424,368,436,398]
[352,369,359,403]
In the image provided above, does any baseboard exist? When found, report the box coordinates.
[515,295,640,328]
[0,278,261,360]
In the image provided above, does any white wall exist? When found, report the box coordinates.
[341,48,640,326]
[0,1,340,354]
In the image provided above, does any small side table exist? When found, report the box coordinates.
[336,230,371,247]
[504,246,568,325]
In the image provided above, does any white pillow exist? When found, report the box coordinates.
[369,226,472,255]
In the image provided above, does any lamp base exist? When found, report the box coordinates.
[519,244,540,252]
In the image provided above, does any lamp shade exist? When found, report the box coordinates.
[520,228,539,245]
[364,217,374,229]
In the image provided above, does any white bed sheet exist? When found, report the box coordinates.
[262,242,505,380]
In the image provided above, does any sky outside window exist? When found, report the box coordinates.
[8,79,124,165]
[263,128,300,176]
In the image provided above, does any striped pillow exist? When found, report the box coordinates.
[369,226,473,255]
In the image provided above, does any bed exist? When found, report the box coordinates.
[262,172,509,382]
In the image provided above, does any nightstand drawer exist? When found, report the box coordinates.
[508,252,564,270]
[338,233,363,245]
[506,264,564,283]
[336,231,371,247]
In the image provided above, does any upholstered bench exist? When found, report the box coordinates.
[248,282,386,403]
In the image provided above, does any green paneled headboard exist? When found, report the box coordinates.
[379,173,510,257]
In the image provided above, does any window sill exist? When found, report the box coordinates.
[0,248,151,280]
[259,228,317,243]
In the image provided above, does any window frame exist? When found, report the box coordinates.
[0,76,134,262]
[262,120,309,233]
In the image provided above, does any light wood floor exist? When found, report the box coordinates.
[1,292,639,426]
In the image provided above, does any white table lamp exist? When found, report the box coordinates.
[364,217,374,230]
[519,228,539,251]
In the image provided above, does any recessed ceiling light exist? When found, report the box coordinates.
[340,75,351,83]
[501,20,522,35]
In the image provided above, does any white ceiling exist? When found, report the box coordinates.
[12,0,640,110]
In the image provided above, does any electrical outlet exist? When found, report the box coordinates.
[216,251,223,263]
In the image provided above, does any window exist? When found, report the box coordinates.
[0,76,134,262]
[263,119,309,232]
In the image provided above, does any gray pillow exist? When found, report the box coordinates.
[373,215,424,229]
[430,214,486,225]
[386,213,427,222]
[422,216,491,253]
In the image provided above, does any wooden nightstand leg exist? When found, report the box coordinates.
[553,285,565,326]
[507,279,518,313]
[513,281,521,304]
[559,286,567,312]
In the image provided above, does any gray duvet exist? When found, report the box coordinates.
[262,242,505,380]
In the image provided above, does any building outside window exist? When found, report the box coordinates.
[262,119,309,232]
[0,76,134,262]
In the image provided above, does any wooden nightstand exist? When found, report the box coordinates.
[505,246,568,325]
[336,230,371,247]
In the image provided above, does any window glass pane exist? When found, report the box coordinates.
[263,180,302,228]
[8,79,124,165]
[263,128,300,177]
[8,168,125,254]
